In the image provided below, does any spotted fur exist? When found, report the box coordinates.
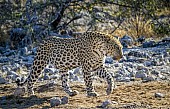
[16,31,123,97]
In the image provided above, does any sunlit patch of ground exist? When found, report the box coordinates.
[0,81,170,108]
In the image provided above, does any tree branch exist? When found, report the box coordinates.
[110,19,124,34]
[65,14,82,26]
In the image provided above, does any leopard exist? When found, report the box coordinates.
[15,31,123,97]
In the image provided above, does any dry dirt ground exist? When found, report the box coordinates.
[0,80,170,109]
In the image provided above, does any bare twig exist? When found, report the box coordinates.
[65,14,82,26]
[110,19,124,34]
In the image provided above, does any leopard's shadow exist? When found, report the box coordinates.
[0,83,57,109]
[0,95,51,109]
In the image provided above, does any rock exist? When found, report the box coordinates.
[50,97,61,107]
[69,72,75,79]
[136,64,148,71]
[127,51,150,58]
[33,25,45,34]
[44,68,54,75]
[114,73,123,78]
[0,57,10,63]
[6,71,20,82]
[13,87,25,97]
[135,71,147,79]
[0,99,7,105]
[144,61,152,67]
[19,47,28,56]
[161,37,170,42]
[151,70,160,75]
[116,77,131,82]
[61,96,69,104]
[22,55,34,63]
[120,35,134,48]
[105,57,113,64]
[125,57,145,63]
[163,52,169,57]
[0,76,6,84]
[32,47,37,55]
[50,74,59,80]
[155,92,164,98]
[44,74,50,80]
[22,62,32,68]
[7,71,18,77]
[3,50,15,56]
[142,40,156,48]
[114,63,120,67]
[97,100,117,108]
[143,76,155,82]
[157,37,170,47]
[158,74,165,79]
[137,36,145,44]
[151,60,159,66]
[0,47,6,54]
[72,76,79,81]
[73,67,81,74]
[1,66,7,72]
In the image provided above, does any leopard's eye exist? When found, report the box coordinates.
[114,44,119,50]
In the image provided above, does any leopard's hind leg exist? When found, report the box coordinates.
[26,45,50,95]
[60,70,79,96]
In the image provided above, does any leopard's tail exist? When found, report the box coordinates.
[15,77,28,87]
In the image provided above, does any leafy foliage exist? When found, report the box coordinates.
[0,0,169,47]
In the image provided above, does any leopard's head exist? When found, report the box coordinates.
[105,35,123,60]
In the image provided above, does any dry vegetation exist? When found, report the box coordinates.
[0,81,170,108]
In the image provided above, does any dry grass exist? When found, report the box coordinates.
[0,81,169,108]
[122,15,155,40]
[0,25,10,45]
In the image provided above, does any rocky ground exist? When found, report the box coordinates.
[0,81,170,109]
[0,37,170,108]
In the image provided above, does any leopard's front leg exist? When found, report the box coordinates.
[96,67,115,95]
[83,69,98,97]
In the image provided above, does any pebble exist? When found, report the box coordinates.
[116,77,131,82]
[0,76,6,84]
[0,99,7,105]
[151,70,160,75]
[19,47,28,56]
[97,100,118,108]
[120,35,133,48]
[105,57,113,64]
[0,57,10,63]
[61,96,69,104]
[142,40,156,48]
[143,76,155,82]
[43,68,54,75]
[44,74,50,80]
[144,61,152,67]
[7,71,19,81]
[151,60,158,66]
[135,71,147,79]
[50,97,61,107]
[155,92,164,98]
[73,67,81,74]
